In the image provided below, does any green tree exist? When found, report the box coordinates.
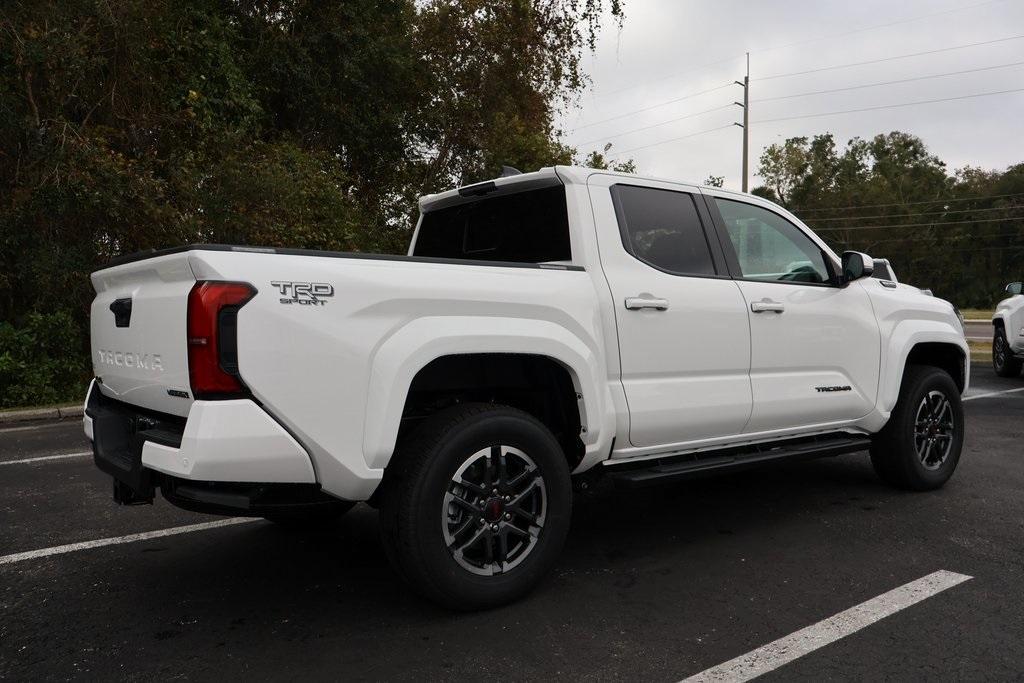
[580,144,636,173]
[755,132,1023,308]
[0,0,625,407]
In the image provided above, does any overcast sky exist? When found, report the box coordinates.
[558,0,1024,191]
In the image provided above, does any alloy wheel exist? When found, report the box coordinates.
[914,390,955,471]
[442,445,547,576]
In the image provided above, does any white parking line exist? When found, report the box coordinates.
[0,451,92,466]
[680,570,972,683]
[0,518,260,566]
[963,387,1024,401]
[0,421,75,434]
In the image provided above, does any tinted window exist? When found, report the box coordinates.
[611,185,716,276]
[715,199,830,284]
[414,185,571,263]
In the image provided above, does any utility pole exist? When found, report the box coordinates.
[733,53,750,192]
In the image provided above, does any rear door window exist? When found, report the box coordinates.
[610,185,717,276]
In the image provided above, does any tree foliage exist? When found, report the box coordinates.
[754,132,1023,308]
[0,0,624,407]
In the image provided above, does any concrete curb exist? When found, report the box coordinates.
[0,405,83,425]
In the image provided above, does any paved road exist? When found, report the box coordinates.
[964,320,991,342]
[2,365,1023,681]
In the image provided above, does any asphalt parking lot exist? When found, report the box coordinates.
[2,363,1023,681]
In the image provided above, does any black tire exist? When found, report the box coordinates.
[993,326,1022,377]
[263,500,355,527]
[870,365,964,491]
[379,403,572,610]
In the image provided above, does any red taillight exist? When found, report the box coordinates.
[187,281,256,398]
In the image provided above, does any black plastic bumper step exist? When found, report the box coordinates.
[605,434,872,489]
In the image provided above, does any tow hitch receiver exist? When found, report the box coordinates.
[112,480,154,506]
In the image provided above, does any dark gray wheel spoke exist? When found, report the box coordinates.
[493,446,508,487]
[509,506,539,525]
[447,490,478,515]
[496,528,509,565]
[507,465,537,490]
[457,476,488,497]
[456,525,488,554]
[451,516,477,542]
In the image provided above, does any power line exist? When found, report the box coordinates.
[829,230,1024,245]
[586,1,1007,103]
[942,245,1024,252]
[814,216,1024,232]
[750,0,1007,56]
[611,124,735,156]
[592,56,744,99]
[572,83,733,131]
[753,87,1024,125]
[754,61,1024,103]
[758,34,1024,81]
[575,104,734,147]
[792,191,1024,213]
[809,205,1024,222]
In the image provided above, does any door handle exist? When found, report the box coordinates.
[750,299,785,313]
[625,296,670,311]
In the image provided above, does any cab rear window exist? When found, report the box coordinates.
[413,185,571,263]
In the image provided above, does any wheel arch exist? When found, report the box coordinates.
[361,316,612,473]
[904,342,967,393]
[878,322,968,415]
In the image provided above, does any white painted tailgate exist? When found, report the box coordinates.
[89,252,196,417]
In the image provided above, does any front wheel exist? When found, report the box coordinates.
[993,327,1022,377]
[379,403,572,610]
[870,365,964,491]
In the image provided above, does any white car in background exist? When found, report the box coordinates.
[993,282,1024,377]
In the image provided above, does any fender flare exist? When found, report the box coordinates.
[361,315,613,470]
[878,321,968,413]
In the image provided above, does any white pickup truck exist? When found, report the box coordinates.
[993,281,1024,376]
[85,166,968,609]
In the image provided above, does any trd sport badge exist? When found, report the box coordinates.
[271,281,334,306]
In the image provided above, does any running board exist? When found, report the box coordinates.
[604,434,872,490]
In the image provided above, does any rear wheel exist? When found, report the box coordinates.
[993,326,1022,377]
[379,403,572,610]
[870,365,963,491]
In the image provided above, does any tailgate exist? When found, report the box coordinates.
[90,252,196,417]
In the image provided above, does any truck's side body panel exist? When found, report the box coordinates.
[869,282,970,416]
[191,250,612,500]
[585,173,754,449]
[735,279,881,433]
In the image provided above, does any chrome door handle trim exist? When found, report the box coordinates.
[750,300,785,313]
[625,296,670,311]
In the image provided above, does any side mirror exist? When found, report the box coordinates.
[842,251,874,283]
[1007,282,1023,295]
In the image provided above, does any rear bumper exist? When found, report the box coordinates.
[83,380,334,513]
